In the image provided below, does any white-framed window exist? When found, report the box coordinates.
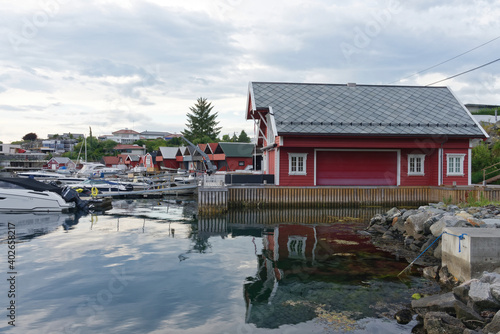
[447,154,465,176]
[408,154,425,176]
[288,153,307,175]
[287,236,307,259]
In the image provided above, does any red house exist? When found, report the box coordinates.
[156,147,181,170]
[218,142,254,171]
[246,82,488,186]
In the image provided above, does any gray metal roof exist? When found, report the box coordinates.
[158,147,180,159]
[249,82,487,137]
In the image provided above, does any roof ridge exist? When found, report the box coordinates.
[251,81,447,89]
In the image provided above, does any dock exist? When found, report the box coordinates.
[198,185,500,215]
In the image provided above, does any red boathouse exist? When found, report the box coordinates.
[246,82,488,187]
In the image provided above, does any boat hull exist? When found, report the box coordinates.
[0,189,74,212]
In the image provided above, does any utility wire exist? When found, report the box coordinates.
[389,34,500,84]
[425,57,500,86]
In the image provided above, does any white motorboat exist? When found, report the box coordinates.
[76,163,124,178]
[0,178,81,212]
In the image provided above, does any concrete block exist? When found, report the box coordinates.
[442,227,500,282]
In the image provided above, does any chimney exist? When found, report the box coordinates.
[347,83,356,87]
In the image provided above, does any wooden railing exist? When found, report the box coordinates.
[482,161,500,184]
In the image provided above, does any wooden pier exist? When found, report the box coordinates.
[198,185,500,215]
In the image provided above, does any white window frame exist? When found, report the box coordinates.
[446,154,465,176]
[407,154,425,176]
[288,153,307,175]
[287,236,307,259]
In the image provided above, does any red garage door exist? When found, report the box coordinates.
[316,151,398,186]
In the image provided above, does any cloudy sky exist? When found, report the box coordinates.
[1,0,499,143]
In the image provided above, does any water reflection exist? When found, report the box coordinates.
[0,212,80,241]
[0,202,439,333]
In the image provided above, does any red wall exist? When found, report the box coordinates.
[278,148,315,186]
[226,157,253,171]
[271,136,472,187]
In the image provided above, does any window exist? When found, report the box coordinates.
[288,153,307,175]
[287,236,307,259]
[447,154,465,176]
[408,154,425,175]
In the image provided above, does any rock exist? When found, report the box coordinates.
[405,211,432,239]
[490,285,500,302]
[411,292,457,317]
[467,217,485,227]
[468,280,500,310]
[430,219,447,237]
[394,308,413,324]
[453,281,472,305]
[430,202,447,210]
[433,240,442,259]
[392,217,406,233]
[386,207,401,221]
[423,215,441,235]
[467,207,481,215]
[402,209,417,221]
[368,213,384,227]
[423,266,439,280]
[420,236,439,253]
[367,224,388,234]
[453,299,484,324]
[423,311,465,334]
[456,211,473,221]
[483,310,500,333]
[483,218,500,227]
[439,266,458,286]
[430,215,460,236]
[479,272,500,285]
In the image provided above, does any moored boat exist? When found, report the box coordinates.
[0,178,88,212]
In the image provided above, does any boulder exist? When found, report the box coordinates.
[368,213,384,227]
[483,310,500,333]
[394,308,412,324]
[367,224,388,234]
[468,280,500,310]
[405,211,432,239]
[433,240,442,259]
[423,266,439,280]
[423,312,465,334]
[392,217,406,233]
[453,299,484,324]
[430,219,447,237]
[411,292,457,317]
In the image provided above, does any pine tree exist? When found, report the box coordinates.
[182,97,221,142]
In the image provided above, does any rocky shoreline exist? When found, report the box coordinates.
[365,203,500,333]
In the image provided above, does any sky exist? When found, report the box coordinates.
[0,0,499,143]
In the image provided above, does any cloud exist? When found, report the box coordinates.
[0,0,500,143]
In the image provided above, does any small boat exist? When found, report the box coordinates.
[0,178,88,212]
[71,179,133,195]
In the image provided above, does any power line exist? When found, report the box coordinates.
[388,34,500,84]
[425,57,500,86]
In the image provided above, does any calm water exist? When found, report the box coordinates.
[0,199,439,334]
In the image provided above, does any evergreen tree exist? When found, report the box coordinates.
[182,97,221,142]
[237,130,251,143]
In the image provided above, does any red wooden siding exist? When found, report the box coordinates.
[278,148,315,186]
[316,150,398,186]
[443,148,469,186]
[399,149,439,186]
